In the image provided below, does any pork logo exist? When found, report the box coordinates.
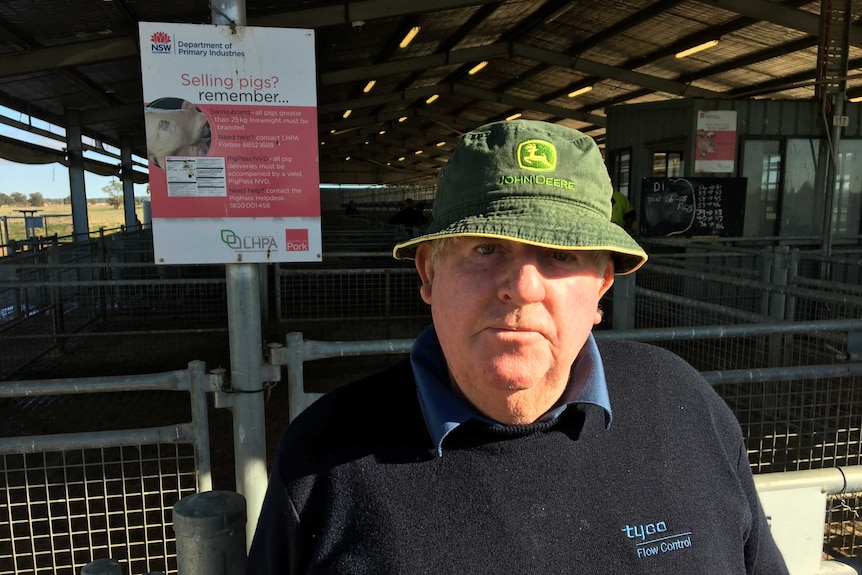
[150,31,172,54]
[284,229,309,252]
[517,139,556,172]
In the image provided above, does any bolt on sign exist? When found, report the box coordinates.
[139,22,322,264]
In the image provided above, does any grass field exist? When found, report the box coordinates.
[0,203,143,243]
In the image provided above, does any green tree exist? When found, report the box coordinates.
[10,192,26,205]
[102,179,124,209]
[0,192,10,206]
[28,192,45,207]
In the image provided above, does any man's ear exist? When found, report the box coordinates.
[414,244,434,305]
[598,258,615,299]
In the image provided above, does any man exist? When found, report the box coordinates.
[388,197,428,229]
[246,120,788,574]
[611,189,637,234]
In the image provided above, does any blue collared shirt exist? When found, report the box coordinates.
[411,325,613,456]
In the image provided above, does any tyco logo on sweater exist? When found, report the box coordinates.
[621,520,693,559]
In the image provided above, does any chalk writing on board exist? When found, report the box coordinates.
[640,177,746,237]
[643,178,696,236]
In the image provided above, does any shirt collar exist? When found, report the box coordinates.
[411,325,613,457]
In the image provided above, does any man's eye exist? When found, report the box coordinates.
[551,252,570,262]
[475,244,496,255]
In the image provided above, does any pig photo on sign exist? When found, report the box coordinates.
[144,99,211,168]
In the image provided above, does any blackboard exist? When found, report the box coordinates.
[639,177,746,237]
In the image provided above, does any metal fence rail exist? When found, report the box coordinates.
[0,235,228,380]
[274,264,429,340]
[0,361,212,575]
[2,230,861,571]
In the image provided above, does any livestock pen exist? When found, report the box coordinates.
[0,217,861,573]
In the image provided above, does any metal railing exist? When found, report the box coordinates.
[2,230,862,573]
[0,361,213,575]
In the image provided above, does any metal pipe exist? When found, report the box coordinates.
[821,558,862,574]
[592,318,862,341]
[0,369,192,398]
[226,263,268,550]
[189,360,213,492]
[754,465,862,494]
[286,332,321,423]
[0,423,197,454]
[80,558,122,575]
[173,490,247,575]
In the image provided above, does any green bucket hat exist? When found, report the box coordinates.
[392,120,648,274]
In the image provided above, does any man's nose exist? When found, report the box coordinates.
[498,259,546,304]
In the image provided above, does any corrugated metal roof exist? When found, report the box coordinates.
[0,0,859,184]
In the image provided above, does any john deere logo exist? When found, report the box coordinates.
[517,139,556,172]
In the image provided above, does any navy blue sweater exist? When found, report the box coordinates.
[247,339,789,574]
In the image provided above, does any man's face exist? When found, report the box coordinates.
[415,237,614,424]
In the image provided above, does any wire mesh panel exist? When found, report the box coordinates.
[0,275,228,380]
[0,233,230,380]
[714,369,862,561]
[0,363,211,575]
[277,267,430,339]
[0,444,197,575]
[825,492,862,560]
[721,374,862,474]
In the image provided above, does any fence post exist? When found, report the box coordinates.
[768,246,790,368]
[769,245,789,321]
[758,246,772,317]
[226,263,268,550]
[173,490,247,575]
[80,558,122,575]
[611,273,636,330]
[49,243,66,345]
[286,331,307,423]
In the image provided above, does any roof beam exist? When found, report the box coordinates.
[320,41,725,102]
[0,37,139,78]
[451,84,608,125]
[318,85,445,114]
[249,0,500,29]
[692,0,862,47]
[319,44,510,85]
[511,44,725,99]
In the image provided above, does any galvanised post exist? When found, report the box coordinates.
[173,490,247,575]
[226,263,267,550]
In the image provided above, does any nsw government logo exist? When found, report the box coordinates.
[284,229,309,252]
[149,31,172,54]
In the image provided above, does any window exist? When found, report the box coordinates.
[782,139,821,236]
[834,141,862,236]
[741,139,781,236]
[608,149,631,196]
[652,152,683,177]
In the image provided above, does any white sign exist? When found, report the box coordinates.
[694,110,737,174]
[139,22,322,264]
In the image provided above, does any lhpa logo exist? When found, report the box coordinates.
[517,139,556,172]
[221,229,278,251]
[149,31,172,54]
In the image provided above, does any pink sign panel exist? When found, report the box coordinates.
[139,22,322,264]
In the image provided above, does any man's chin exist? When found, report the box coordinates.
[482,361,552,391]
